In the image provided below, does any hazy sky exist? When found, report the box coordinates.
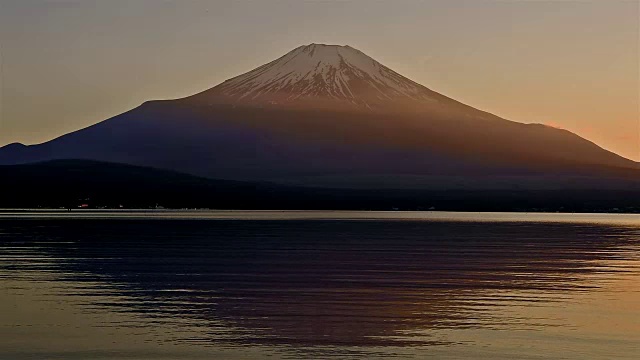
[0,0,638,159]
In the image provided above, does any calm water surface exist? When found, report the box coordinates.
[1,211,639,359]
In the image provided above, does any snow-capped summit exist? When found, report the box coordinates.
[188,44,437,110]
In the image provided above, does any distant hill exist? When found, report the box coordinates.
[0,160,265,209]
[2,160,640,213]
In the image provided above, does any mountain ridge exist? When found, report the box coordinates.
[3,159,640,211]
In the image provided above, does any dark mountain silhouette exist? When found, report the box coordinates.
[3,160,640,212]
[0,43,637,188]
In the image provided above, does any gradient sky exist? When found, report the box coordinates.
[0,0,638,159]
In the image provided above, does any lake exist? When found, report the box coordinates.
[1,211,639,359]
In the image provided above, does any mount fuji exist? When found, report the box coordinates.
[1,44,637,189]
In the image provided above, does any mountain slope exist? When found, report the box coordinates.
[0,44,637,188]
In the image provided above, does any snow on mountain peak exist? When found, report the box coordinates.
[203,44,437,109]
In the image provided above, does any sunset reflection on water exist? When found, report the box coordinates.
[1,211,639,359]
